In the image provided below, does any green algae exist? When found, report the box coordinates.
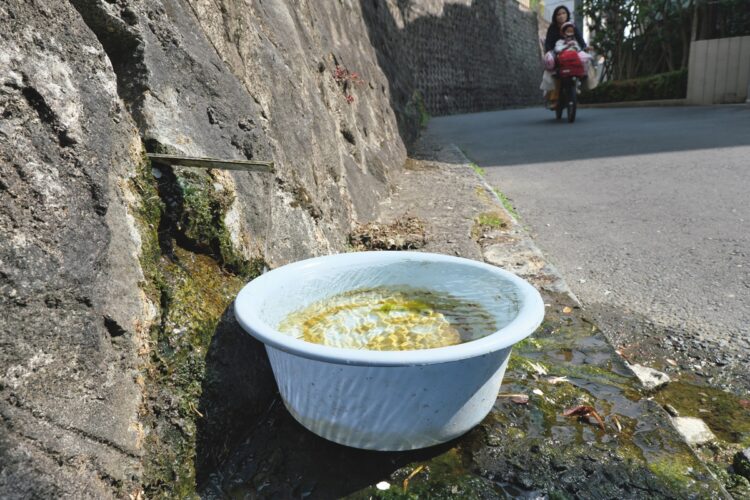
[654,381,750,497]
[469,295,726,497]
[278,287,498,350]
[655,382,750,444]
[646,453,703,491]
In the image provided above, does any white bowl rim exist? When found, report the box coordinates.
[234,251,544,366]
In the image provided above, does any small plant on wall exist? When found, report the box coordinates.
[333,65,365,104]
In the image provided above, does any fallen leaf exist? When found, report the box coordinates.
[188,401,204,418]
[562,306,573,314]
[739,399,750,409]
[403,465,425,492]
[547,376,570,385]
[562,405,605,431]
[532,389,544,396]
[563,405,594,417]
[499,393,530,404]
[525,360,548,376]
[615,348,632,362]
[612,415,622,433]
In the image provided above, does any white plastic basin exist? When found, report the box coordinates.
[234,251,544,451]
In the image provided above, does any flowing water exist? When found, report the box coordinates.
[277,286,512,351]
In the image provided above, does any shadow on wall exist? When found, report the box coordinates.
[194,306,455,498]
[360,0,541,128]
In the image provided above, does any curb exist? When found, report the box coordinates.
[579,98,687,108]
[448,143,582,306]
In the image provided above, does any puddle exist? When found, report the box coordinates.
[655,382,750,445]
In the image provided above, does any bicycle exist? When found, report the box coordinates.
[555,50,586,123]
[556,75,579,123]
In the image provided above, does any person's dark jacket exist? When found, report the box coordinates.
[544,23,586,52]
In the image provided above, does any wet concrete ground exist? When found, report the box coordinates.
[196,141,749,498]
[198,293,737,498]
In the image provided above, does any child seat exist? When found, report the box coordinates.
[557,51,585,78]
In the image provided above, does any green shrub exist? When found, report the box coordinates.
[580,69,687,103]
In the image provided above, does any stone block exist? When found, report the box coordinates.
[671,417,716,445]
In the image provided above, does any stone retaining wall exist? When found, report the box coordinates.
[363,0,542,116]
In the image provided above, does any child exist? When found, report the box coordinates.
[555,22,582,54]
[555,21,591,82]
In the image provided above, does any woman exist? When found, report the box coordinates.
[545,6,586,54]
[541,6,588,107]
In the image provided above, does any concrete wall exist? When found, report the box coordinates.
[687,36,750,104]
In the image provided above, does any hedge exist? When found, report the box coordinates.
[580,69,688,103]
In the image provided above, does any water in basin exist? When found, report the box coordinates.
[277,285,517,351]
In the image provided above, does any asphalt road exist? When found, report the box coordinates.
[425,105,750,362]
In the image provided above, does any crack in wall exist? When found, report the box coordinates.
[69,0,148,107]
[3,422,131,492]
[2,399,142,461]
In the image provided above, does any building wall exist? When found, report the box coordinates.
[687,36,750,104]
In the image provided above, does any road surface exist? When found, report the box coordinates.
[425,105,750,386]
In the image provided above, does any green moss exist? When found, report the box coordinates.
[129,155,165,303]
[492,187,520,221]
[132,156,265,496]
[408,90,430,128]
[346,448,501,499]
[173,170,259,277]
[514,337,543,350]
[469,162,485,176]
[471,211,510,240]
[475,212,505,228]
[143,247,249,498]
[707,461,750,498]
[646,454,699,492]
